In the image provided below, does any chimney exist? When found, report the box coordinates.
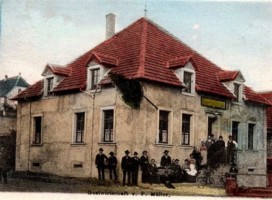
[106,13,116,39]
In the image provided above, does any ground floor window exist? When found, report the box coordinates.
[158,110,170,143]
[74,112,85,143]
[232,121,239,143]
[102,109,114,142]
[182,114,191,145]
[33,116,42,144]
[248,123,255,150]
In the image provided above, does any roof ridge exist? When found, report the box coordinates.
[136,18,148,77]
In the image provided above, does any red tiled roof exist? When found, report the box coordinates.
[49,65,71,77]
[15,17,269,105]
[166,56,193,69]
[12,80,44,100]
[258,92,272,130]
[86,52,118,67]
[217,70,239,82]
[244,87,272,105]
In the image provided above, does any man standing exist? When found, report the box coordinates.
[108,151,118,182]
[95,148,108,181]
[0,143,8,184]
[121,150,132,186]
[131,151,140,186]
[160,150,171,167]
[140,150,149,183]
[227,136,236,165]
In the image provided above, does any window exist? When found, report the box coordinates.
[182,114,191,145]
[33,116,42,144]
[232,121,239,143]
[183,71,193,93]
[233,83,240,102]
[45,77,54,96]
[90,68,100,90]
[102,110,114,142]
[248,123,255,150]
[158,111,169,143]
[74,112,85,143]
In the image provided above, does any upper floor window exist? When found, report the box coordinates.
[90,68,100,90]
[33,116,42,144]
[174,63,196,95]
[74,112,85,144]
[102,109,114,142]
[45,77,54,96]
[182,114,191,145]
[248,123,255,150]
[233,83,240,102]
[183,71,193,93]
[158,110,170,144]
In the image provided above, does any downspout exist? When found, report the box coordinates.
[80,84,100,178]
[27,100,31,171]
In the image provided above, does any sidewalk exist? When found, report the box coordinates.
[0,172,226,196]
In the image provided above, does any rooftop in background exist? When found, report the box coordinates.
[0,75,30,97]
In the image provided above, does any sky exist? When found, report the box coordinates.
[0,0,271,91]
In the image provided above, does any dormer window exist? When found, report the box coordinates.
[183,71,193,93]
[174,67,195,95]
[87,62,111,91]
[44,76,54,96]
[233,83,240,102]
[90,68,100,90]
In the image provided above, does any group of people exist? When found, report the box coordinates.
[95,148,153,186]
[186,134,238,173]
[95,135,237,185]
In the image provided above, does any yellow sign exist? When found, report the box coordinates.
[201,97,226,110]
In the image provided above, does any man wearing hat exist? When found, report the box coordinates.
[160,150,171,167]
[131,152,140,186]
[95,148,108,181]
[108,151,118,181]
[140,150,149,183]
[227,135,236,164]
[121,150,132,186]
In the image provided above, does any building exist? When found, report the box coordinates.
[0,74,29,136]
[13,15,270,187]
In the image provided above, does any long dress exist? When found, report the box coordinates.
[200,145,207,166]
[185,164,198,176]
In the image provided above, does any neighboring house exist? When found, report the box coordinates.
[259,92,272,157]
[0,74,29,136]
[13,15,270,187]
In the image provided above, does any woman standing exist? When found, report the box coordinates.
[200,141,207,167]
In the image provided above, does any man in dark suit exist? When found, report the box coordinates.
[121,150,132,186]
[108,151,118,181]
[95,148,108,181]
[148,159,158,184]
[140,150,149,183]
[160,150,171,167]
[131,152,140,186]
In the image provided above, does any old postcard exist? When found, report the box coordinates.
[0,0,271,199]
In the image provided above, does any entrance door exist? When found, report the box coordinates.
[208,116,217,137]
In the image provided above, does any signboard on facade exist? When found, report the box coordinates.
[201,97,226,110]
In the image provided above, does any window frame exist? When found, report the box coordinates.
[43,75,55,97]
[247,123,256,150]
[231,120,240,145]
[32,115,43,145]
[156,108,173,145]
[181,113,192,145]
[73,112,86,144]
[100,106,115,143]
[103,109,114,142]
[174,63,196,95]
